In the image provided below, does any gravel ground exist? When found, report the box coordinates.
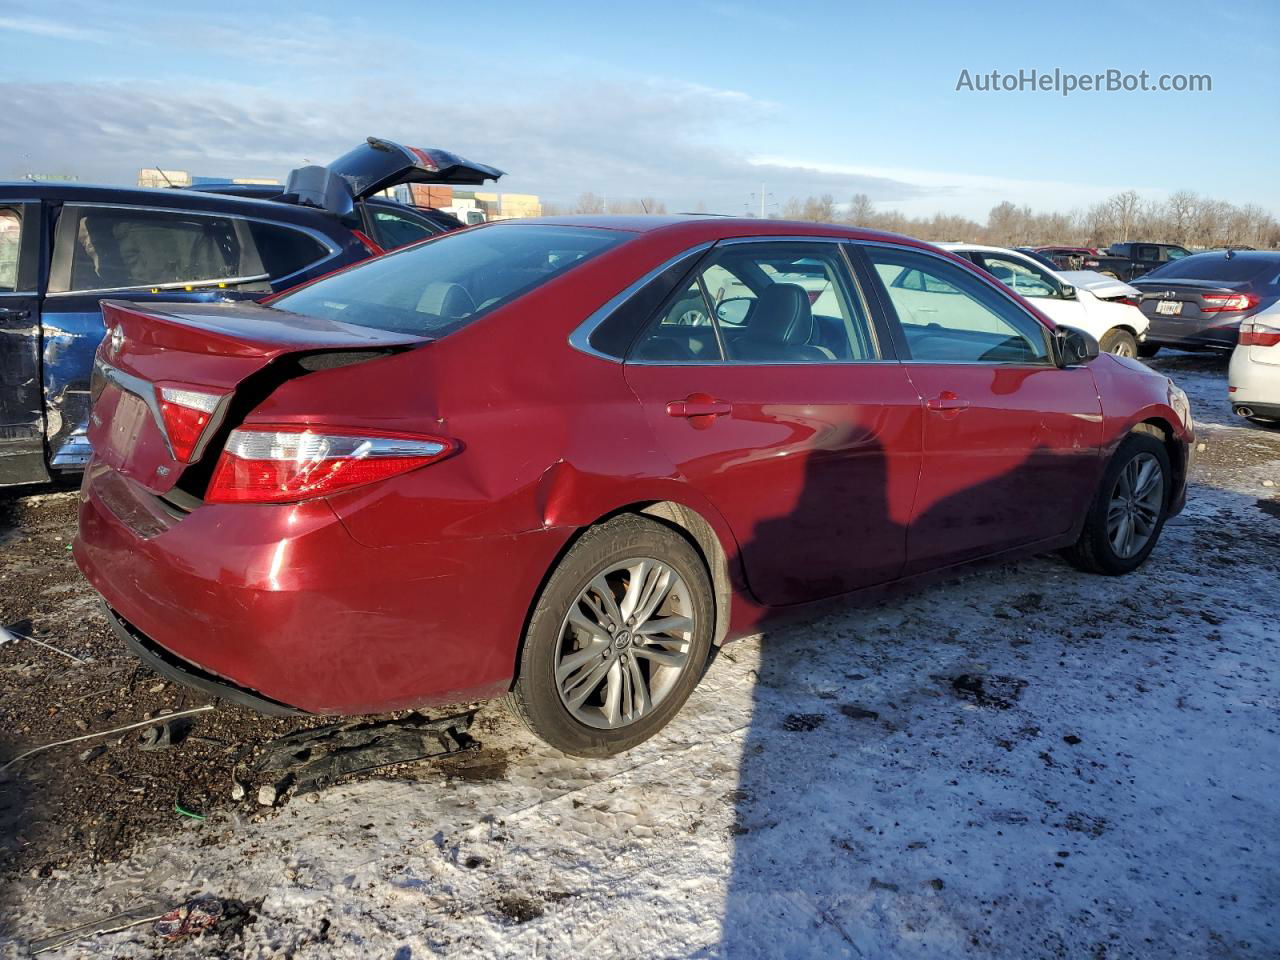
[1,351,1277,958]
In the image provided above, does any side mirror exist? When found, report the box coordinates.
[716,297,753,326]
[1054,326,1099,367]
[1059,283,1076,300]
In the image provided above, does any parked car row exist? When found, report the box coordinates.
[72,214,1193,755]
[0,137,502,486]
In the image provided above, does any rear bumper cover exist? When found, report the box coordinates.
[75,462,556,715]
[103,602,304,715]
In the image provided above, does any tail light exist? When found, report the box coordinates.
[206,425,454,503]
[1239,321,1280,347]
[1201,292,1260,313]
[157,386,226,461]
[1108,294,1142,308]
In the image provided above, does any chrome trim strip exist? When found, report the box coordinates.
[46,273,271,298]
[717,234,848,245]
[567,242,714,362]
[94,359,174,458]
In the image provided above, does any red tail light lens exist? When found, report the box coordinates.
[1201,292,1260,313]
[1240,322,1280,347]
[206,426,453,504]
[156,386,225,461]
[1108,294,1141,308]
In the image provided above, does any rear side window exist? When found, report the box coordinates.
[59,206,264,292]
[248,222,331,281]
[0,209,19,291]
[367,207,440,250]
[271,224,625,336]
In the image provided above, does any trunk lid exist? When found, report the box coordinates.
[89,300,426,494]
[1132,279,1250,322]
[327,137,504,200]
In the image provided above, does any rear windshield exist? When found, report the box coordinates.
[1143,253,1280,287]
[270,224,626,335]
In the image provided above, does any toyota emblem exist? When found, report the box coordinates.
[107,324,124,357]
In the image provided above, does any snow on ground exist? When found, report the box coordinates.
[2,353,1278,958]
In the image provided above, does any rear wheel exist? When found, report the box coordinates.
[507,515,714,757]
[1063,433,1171,575]
[1137,343,1162,359]
[1099,329,1138,358]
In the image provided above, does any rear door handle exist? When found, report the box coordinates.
[926,391,970,412]
[666,395,732,418]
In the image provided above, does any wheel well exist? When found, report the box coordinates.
[1131,419,1184,501]
[635,502,732,646]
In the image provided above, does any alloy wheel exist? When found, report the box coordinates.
[555,558,695,729]
[1106,452,1165,558]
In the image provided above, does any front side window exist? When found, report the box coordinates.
[271,224,624,336]
[66,206,259,292]
[0,209,19,292]
[1165,246,1190,260]
[976,254,1060,299]
[867,247,1051,364]
[631,242,876,363]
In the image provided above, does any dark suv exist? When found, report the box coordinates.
[0,137,502,486]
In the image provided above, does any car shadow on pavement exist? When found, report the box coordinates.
[709,418,1278,957]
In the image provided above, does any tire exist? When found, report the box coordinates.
[1099,329,1138,358]
[1063,433,1172,576]
[1137,343,1161,359]
[507,514,715,757]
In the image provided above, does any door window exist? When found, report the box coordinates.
[866,247,1051,364]
[60,206,264,292]
[0,209,19,292]
[631,242,876,363]
[976,254,1061,299]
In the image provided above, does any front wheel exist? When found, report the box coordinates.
[1063,433,1171,575]
[1099,329,1138,358]
[507,515,714,757]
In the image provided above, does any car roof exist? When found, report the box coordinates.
[479,214,931,249]
[0,180,343,231]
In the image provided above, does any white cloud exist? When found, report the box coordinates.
[0,15,107,42]
[749,155,1169,219]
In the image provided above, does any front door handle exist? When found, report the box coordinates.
[666,395,732,418]
[926,390,970,413]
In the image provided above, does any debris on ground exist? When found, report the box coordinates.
[154,895,224,941]
[251,711,478,802]
[27,901,171,955]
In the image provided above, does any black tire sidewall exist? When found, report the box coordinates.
[1084,434,1172,574]
[1100,329,1138,357]
[512,517,715,757]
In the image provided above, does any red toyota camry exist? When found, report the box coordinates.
[74,216,1193,756]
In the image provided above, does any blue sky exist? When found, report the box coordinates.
[1,0,1275,219]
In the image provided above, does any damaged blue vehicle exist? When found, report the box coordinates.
[0,137,501,486]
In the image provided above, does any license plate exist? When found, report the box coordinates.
[1155,299,1182,316]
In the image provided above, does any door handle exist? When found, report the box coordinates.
[0,307,30,320]
[666,395,732,418]
[926,391,970,412]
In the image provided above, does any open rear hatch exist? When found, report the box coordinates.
[88,300,426,495]
[284,137,504,216]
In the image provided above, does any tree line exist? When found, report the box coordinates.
[546,189,1278,250]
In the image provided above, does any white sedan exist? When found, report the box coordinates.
[1228,301,1280,425]
[938,243,1151,357]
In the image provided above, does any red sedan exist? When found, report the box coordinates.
[74,216,1193,756]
